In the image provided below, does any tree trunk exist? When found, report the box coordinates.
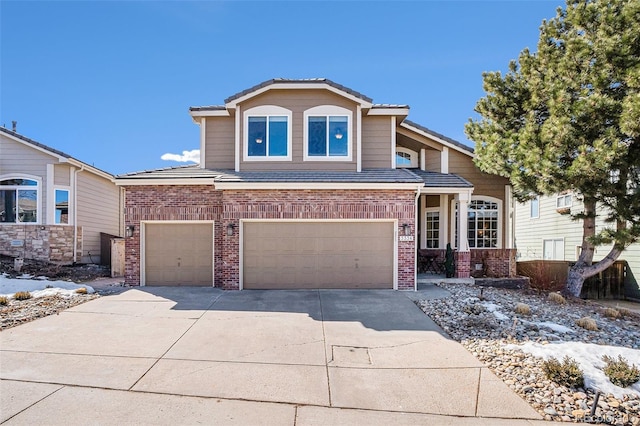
[564,198,625,297]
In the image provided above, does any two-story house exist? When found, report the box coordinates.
[117,79,515,290]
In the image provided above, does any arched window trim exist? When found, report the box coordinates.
[0,174,42,225]
[303,105,353,162]
[243,105,293,162]
[395,147,418,168]
[450,195,503,249]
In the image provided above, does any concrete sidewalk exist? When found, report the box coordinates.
[1,288,559,425]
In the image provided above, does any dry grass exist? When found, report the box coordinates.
[602,308,621,319]
[576,317,599,331]
[514,303,531,316]
[548,292,566,304]
[75,287,88,295]
[14,291,32,301]
[0,296,8,305]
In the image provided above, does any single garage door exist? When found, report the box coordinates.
[243,221,394,289]
[144,223,213,286]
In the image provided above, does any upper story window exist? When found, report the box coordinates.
[304,105,352,161]
[530,196,539,219]
[396,147,418,168]
[244,105,292,161]
[556,193,572,209]
[1,177,39,224]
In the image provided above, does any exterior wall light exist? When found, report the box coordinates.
[125,225,135,238]
[226,223,235,236]
[402,223,411,236]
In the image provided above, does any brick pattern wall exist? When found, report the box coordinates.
[0,225,80,264]
[123,186,222,286]
[455,251,471,278]
[470,248,517,278]
[124,186,416,290]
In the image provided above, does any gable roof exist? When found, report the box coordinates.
[400,120,474,157]
[0,126,115,180]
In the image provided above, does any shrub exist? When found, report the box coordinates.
[14,291,32,301]
[0,296,8,305]
[542,356,584,388]
[617,308,639,319]
[548,292,566,304]
[576,317,598,331]
[514,303,531,315]
[75,287,88,295]
[602,355,640,388]
[602,308,621,319]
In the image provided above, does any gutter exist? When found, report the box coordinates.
[73,165,85,263]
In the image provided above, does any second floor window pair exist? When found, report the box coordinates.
[245,105,350,160]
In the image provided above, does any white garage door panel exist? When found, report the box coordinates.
[243,222,394,289]
[145,223,213,286]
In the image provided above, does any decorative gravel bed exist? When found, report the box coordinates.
[0,293,99,330]
[418,282,640,425]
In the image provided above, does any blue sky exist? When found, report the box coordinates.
[1,1,560,175]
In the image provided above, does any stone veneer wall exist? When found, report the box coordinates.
[124,185,416,290]
[0,225,81,264]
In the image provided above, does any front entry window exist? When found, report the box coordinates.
[453,197,501,249]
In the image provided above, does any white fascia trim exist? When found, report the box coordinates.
[115,178,215,186]
[213,182,421,190]
[189,109,230,118]
[441,146,449,174]
[1,131,68,162]
[46,164,54,224]
[418,186,474,196]
[67,159,115,181]
[399,122,474,158]
[367,108,410,116]
[235,105,241,172]
[225,83,373,109]
[356,104,362,172]
[391,116,397,169]
[199,118,206,169]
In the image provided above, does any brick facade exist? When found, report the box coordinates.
[0,225,81,264]
[470,248,517,278]
[454,251,471,278]
[124,185,416,290]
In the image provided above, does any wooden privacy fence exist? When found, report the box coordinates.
[516,260,628,299]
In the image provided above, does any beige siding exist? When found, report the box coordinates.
[238,89,358,171]
[424,149,441,172]
[448,150,507,201]
[204,116,235,169]
[76,171,121,263]
[361,116,392,168]
[0,134,58,224]
[54,164,71,186]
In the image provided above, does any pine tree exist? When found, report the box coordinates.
[466,0,640,297]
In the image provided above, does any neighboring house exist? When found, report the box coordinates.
[0,127,124,264]
[515,194,640,299]
[117,78,514,290]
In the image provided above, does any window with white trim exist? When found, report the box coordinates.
[244,105,292,161]
[424,209,440,248]
[396,147,418,168]
[543,239,564,260]
[1,178,39,224]
[556,194,572,209]
[452,196,502,249]
[304,105,352,161]
[530,196,539,219]
[55,189,70,224]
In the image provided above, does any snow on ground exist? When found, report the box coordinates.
[509,341,640,399]
[0,273,95,298]
[480,301,509,320]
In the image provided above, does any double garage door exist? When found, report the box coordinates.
[143,221,394,289]
[243,221,394,289]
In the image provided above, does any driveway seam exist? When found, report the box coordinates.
[1,381,64,424]
[317,290,333,407]
[126,292,224,391]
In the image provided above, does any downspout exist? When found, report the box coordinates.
[73,165,85,263]
[414,184,422,291]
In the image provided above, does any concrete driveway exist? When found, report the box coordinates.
[1,288,551,425]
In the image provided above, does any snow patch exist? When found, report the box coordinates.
[1,273,94,298]
[508,341,640,399]
[481,302,509,321]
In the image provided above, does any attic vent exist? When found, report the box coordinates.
[12,121,17,132]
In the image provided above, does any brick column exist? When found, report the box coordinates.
[455,251,471,278]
